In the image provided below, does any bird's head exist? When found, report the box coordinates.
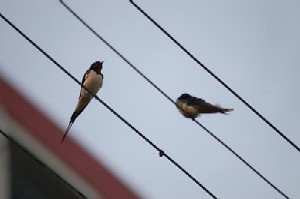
[178,93,191,100]
[90,61,103,74]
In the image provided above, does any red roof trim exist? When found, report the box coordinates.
[0,76,140,199]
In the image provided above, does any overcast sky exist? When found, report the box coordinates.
[1,0,300,198]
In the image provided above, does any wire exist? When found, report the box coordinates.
[128,0,300,154]
[0,12,217,199]
[0,129,87,199]
[60,0,174,105]
[193,120,290,198]
[58,1,290,198]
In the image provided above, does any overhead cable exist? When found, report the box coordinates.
[129,0,300,154]
[58,2,289,198]
[0,12,217,199]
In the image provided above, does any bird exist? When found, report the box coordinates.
[61,61,104,143]
[176,93,233,119]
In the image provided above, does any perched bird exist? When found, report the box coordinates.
[176,93,233,119]
[61,61,104,143]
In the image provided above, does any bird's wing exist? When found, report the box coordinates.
[187,96,208,107]
[189,96,231,114]
[81,69,90,86]
[79,69,90,98]
[189,96,220,110]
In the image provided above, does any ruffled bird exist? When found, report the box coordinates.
[176,93,233,119]
[61,61,104,143]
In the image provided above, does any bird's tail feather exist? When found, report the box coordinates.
[61,111,81,143]
[221,108,234,114]
[61,121,73,143]
[70,111,80,123]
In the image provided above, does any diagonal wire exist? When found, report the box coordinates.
[0,129,87,199]
[0,12,217,199]
[58,1,290,198]
[60,0,174,105]
[128,0,300,154]
[193,120,290,198]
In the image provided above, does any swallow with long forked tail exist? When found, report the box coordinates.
[176,93,233,119]
[61,61,104,143]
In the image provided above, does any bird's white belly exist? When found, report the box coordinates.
[82,71,103,97]
[73,71,103,114]
[176,101,199,118]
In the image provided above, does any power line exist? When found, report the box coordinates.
[193,120,290,198]
[57,1,290,199]
[59,0,174,105]
[128,0,300,154]
[0,129,87,199]
[0,12,217,199]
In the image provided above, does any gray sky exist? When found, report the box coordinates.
[1,0,300,198]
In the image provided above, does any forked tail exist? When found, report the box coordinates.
[221,108,234,114]
[61,121,73,143]
[61,111,80,143]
